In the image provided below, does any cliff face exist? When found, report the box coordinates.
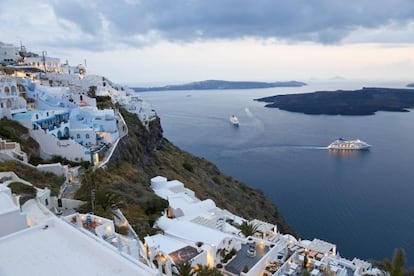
[109,109,297,236]
[0,109,296,237]
[110,110,164,167]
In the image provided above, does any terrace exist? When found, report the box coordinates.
[66,213,144,261]
[168,246,200,265]
[225,242,270,275]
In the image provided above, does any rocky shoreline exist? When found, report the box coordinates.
[256,87,414,115]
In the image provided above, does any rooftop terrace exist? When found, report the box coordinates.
[225,242,270,275]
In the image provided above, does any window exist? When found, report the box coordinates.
[77,134,81,139]
[85,134,90,139]
[11,86,17,95]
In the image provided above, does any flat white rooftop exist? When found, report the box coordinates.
[162,218,232,246]
[0,218,157,276]
[307,238,336,254]
[145,233,193,255]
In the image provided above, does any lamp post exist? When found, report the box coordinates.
[91,189,96,214]
[42,51,47,72]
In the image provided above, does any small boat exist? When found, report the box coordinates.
[327,138,371,150]
[230,115,239,127]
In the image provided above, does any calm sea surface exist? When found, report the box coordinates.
[137,80,414,265]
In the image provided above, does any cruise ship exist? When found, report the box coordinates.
[328,138,371,150]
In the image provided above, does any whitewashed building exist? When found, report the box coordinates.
[24,56,61,73]
[0,75,27,118]
[0,172,160,276]
[0,138,28,163]
[149,176,383,276]
[0,42,20,65]
[0,184,27,237]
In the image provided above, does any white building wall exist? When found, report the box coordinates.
[0,150,28,163]
[36,163,68,177]
[93,114,117,133]
[0,209,27,237]
[0,78,27,118]
[70,128,96,146]
[73,93,97,108]
[0,186,27,237]
[0,152,15,162]
[36,188,52,208]
[0,138,28,163]
[190,250,208,267]
[98,131,119,144]
[53,198,84,210]
[24,56,61,73]
[30,129,91,162]
[0,44,20,64]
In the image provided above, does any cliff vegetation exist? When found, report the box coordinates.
[0,107,296,238]
[77,108,296,237]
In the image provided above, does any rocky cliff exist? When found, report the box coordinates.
[105,109,297,236]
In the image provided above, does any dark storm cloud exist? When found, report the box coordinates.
[48,0,414,48]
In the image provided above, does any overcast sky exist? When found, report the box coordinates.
[1,0,414,84]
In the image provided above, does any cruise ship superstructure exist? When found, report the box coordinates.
[328,138,371,150]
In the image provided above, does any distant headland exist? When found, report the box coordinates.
[407,83,414,87]
[133,79,307,92]
[256,87,414,115]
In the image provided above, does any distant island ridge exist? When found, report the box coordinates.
[407,83,414,87]
[133,79,307,92]
[256,87,414,115]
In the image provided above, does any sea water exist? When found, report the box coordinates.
[136,80,414,265]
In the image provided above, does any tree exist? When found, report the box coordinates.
[240,221,259,237]
[301,270,311,276]
[196,265,224,276]
[374,248,406,276]
[173,262,195,276]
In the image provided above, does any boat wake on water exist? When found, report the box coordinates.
[221,145,329,157]
[294,146,329,150]
[244,107,254,118]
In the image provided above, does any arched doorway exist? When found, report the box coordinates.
[63,127,70,139]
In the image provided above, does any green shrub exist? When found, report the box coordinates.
[0,161,63,195]
[212,176,221,184]
[182,162,194,173]
[115,225,129,235]
[8,181,36,196]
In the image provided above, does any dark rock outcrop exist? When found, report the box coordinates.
[256,87,414,115]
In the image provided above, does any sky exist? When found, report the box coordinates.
[1,0,414,85]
